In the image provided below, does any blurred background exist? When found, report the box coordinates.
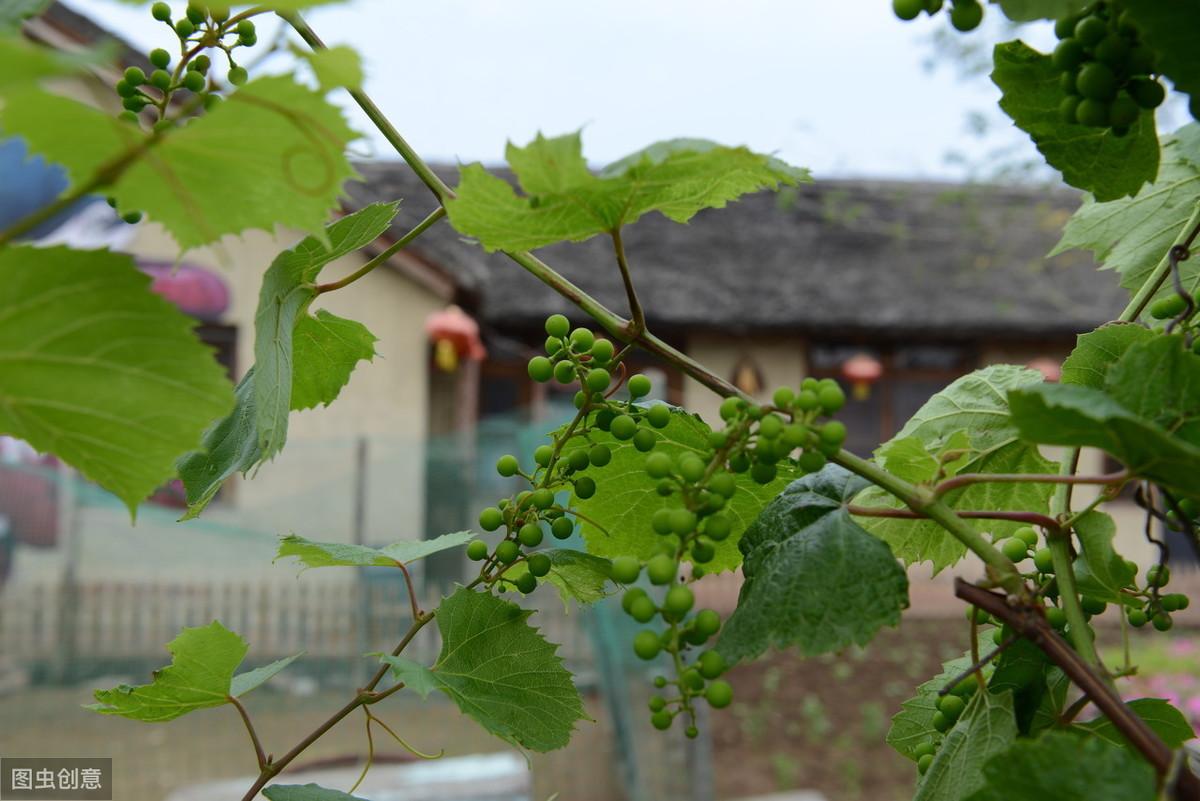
[2,2,1199,800]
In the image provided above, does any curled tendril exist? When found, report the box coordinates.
[1165,243,1195,335]
[1133,482,1170,608]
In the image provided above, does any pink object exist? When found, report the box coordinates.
[841,353,883,400]
[425,305,487,370]
[139,262,230,320]
[1026,356,1062,382]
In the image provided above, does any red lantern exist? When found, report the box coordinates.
[425,305,487,372]
[841,353,883,401]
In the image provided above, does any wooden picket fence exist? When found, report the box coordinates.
[0,579,597,680]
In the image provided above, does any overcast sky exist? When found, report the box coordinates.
[71,0,1058,180]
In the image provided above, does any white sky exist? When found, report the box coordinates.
[69,0,1057,180]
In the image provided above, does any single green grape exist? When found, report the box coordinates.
[533,445,555,467]
[175,18,196,37]
[1128,78,1166,110]
[149,69,172,91]
[648,695,666,713]
[622,587,647,613]
[1013,526,1038,547]
[698,650,726,679]
[151,2,172,21]
[682,668,705,691]
[496,454,520,477]
[645,452,674,479]
[773,386,795,407]
[633,428,658,452]
[1045,606,1067,629]
[590,338,615,363]
[820,421,847,447]
[670,508,697,536]
[651,710,673,730]
[1076,62,1117,102]
[999,537,1029,562]
[664,585,695,617]
[757,414,782,439]
[186,4,206,24]
[122,211,144,224]
[678,454,706,483]
[719,396,744,421]
[495,540,520,564]
[1033,547,1055,574]
[124,66,147,86]
[798,449,826,473]
[612,555,641,584]
[550,516,574,540]
[893,0,924,20]
[685,725,699,739]
[917,754,934,775]
[528,356,553,382]
[589,444,612,467]
[628,374,652,398]
[704,514,731,542]
[515,572,537,594]
[610,414,638,441]
[651,508,675,536]
[936,693,965,721]
[1052,38,1085,71]
[749,462,776,485]
[122,95,148,112]
[1073,14,1108,46]
[1147,564,1170,588]
[694,608,721,637]
[913,741,935,760]
[228,65,249,86]
[646,553,678,585]
[948,0,982,31]
[705,680,733,709]
[691,539,715,564]
[527,552,552,577]
[1128,608,1149,627]
[553,359,577,384]
[630,595,658,623]
[544,313,570,338]
[586,368,611,393]
[1108,93,1139,128]
[646,403,671,429]
[633,630,662,660]
[478,506,503,531]
[570,328,595,351]
[1080,596,1107,616]
[709,472,736,498]
[574,476,597,499]
[237,19,256,38]
[182,71,206,92]
[518,523,544,547]
[1153,612,1173,632]
[931,710,952,732]
[567,449,590,472]
[466,539,489,561]
[531,488,555,509]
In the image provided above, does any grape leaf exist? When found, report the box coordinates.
[854,366,1056,573]
[1008,383,1200,499]
[1072,511,1136,604]
[1050,125,1200,307]
[0,76,360,252]
[274,531,472,570]
[717,465,908,663]
[963,729,1156,801]
[887,653,992,761]
[1076,697,1196,750]
[994,0,1089,21]
[914,690,1018,801]
[445,131,808,252]
[1120,2,1200,110]
[0,246,233,514]
[991,41,1158,201]
[500,548,615,611]
[877,436,941,483]
[1105,334,1200,447]
[263,786,369,801]
[177,370,261,519]
[377,655,440,699]
[988,637,1057,733]
[1061,324,1156,389]
[0,32,68,84]
[415,587,587,752]
[289,310,377,411]
[90,621,293,722]
[255,202,396,460]
[565,405,797,573]
[295,44,364,92]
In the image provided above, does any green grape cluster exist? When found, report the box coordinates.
[892,0,984,33]
[909,677,978,774]
[112,3,258,127]
[1124,564,1190,632]
[1050,3,1169,135]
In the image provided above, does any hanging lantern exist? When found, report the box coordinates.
[841,352,883,401]
[730,355,765,396]
[1026,356,1062,382]
[424,305,487,372]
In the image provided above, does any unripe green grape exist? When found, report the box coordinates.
[236,19,256,38]
[798,449,826,473]
[913,741,935,760]
[628,374,652,398]
[553,359,576,384]
[588,338,614,364]
[527,355,553,382]
[1045,606,1067,629]
[612,555,641,584]
[1108,93,1139,128]
[115,79,137,98]
[670,508,698,536]
[965,605,989,624]
[936,693,965,721]
[585,368,611,393]
[479,506,504,531]
[569,327,594,351]
[948,0,982,31]
[698,649,726,679]
[773,386,795,407]
[515,572,537,594]
[589,444,612,467]
[682,668,705,691]
[496,454,520,477]
[203,92,223,111]
[122,210,144,224]
[610,414,637,441]
[819,421,847,447]
[573,390,588,409]
[1153,611,1173,631]
[122,95,148,111]
[917,754,934,775]
[528,488,553,509]
[518,523,543,547]
[543,336,562,356]
[651,508,674,536]
[893,0,924,21]
[1059,71,1078,96]
[651,710,673,730]
[150,48,171,69]
[709,472,736,499]
[691,538,716,564]
[645,452,674,479]
[622,587,647,613]
[175,18,196,37]
[648,696,666,713]
[728,453,750,473]
[705,680,733,709]
[679,453,706,483]
[629,595,657,623]
[817,383,845,413]
[1149,294,1187,320]
[117,110,140,124]
[1080,596,1107,615]
[191,54,211,73]
[646,403,671,429]
[704,514,731,542]
[182,70,206,92]
[550,516,574,540]
[993,627,1005,646]
[574,476,597,499]
[1012,526,1038,547]
[240,31,257,46]
[685,725,699,739]
[466,539,489,561]
[496,540,520,564]
[694,608,721,637]
[1033,547,1055,574]
[1073,14,1108,47]
[228,65,249,86]
[646,553,677,585]
[151,2,172,21]
[1053,13,1079,39]
[931,710,952,732]
[633,630,662,660]
[1075,98,1109,126]
[1147,564,1170,587]
[533,445,554,468]
[1128,607,1148,627]
[1052,38,1086,71]
[664,585,695,617]
[527,552,552,577]
[719,396,743,421]
[924,0,943,12]
[750,462,777,485]
[633,428,657,452]
[186,4,206,24]
[656,479,674,497]
[125,66,147,86]
[148,69,171,91]
[653,675,667,688]
[1168,593,1190,610]
[1077,62,1117,101]
[1094,34,1129,69]
[757,414,782,439]
[567,449,590,472]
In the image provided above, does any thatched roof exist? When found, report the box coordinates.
[347,162,1125,341]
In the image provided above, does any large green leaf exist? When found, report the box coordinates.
[295,44,364,92]
[0,246,233,513]
[887,653,994,761]
[963,729,1156,801]
[289,310,377,411]
[717,465,908,663]
[1060,324,1156,389]
[274,531,472,570]
[991,41,1158,201]
[1050,125,1200,307]
[1105,334,1200,447]
[854,366,1056,573]
[445,132,808,252]
[1076,697,1196,750]
[1072,511,1136,604]
[263,786,369,801]
[993,0,1089,21]
[177,369,261,518]
[1009,384,1200,499]
[914,690,1018,801]
[566,406,797,573]
[394,587,586,752]
[1120,2,1200,110]
[0,31,69,84]
[0,77,359,252]
[90,621,293,722]
[500,548,615,611]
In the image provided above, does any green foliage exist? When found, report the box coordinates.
[717,465,909,662]
[295,44,364,92]
[0,246,233,513]
[499,548,615,611]
[0,32,71,84]
[991,41,1159,201]
[1060,324,1156,389]
[854,365,1056,572]
[0,76,360,252]
[177,205,395,517]
[565,406,797,572]
[274,531,472,570]
[1051,125,1200,306]
[1119,2,1200,109]
[1105,335,1200,446]
[1072,511,1137,604]
[914,690,1018,801]
[384,587,587,751]
[90,621,295,722]
[963,730,1156,801]
[1076,697,1195,751]
[887,653,993,760]
[993,0,1088,21]
[445,131,809,252]
[263,785,369,801]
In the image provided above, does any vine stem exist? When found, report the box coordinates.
[932,469,1128,498]
[315,207,446,294]
[229,694,268,770]
[847,504,1062,532]
[611,229,646,338]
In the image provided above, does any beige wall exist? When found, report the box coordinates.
[682,334,808,426]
